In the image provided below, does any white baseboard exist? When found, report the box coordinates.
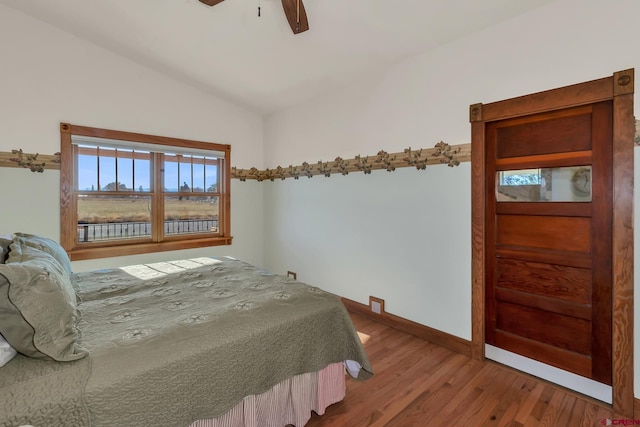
[485,344,612,404]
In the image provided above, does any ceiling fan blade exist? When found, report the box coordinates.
[199,0,224,6]
[281,0,309,34]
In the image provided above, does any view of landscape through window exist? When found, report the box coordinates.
[76,145,220,242]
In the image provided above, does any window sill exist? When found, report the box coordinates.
[67,236,233,261]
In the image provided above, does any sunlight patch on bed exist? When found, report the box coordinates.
[119,257,223,280]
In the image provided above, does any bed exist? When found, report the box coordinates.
[0,233,372,427]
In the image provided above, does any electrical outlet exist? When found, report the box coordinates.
[371,300,381,314]
[369,296,385,315]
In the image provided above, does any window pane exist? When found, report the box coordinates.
[99,147,116,191]
[117,149,133,191]
[179,156,192,192]
[192,156,205,192]
[164,154,179,192]
[497,166,591,202]
[205,160,218,193]
[77,195,152,242]
[77,146,98,191]
[133,151,151,192]
[164,195,219,235]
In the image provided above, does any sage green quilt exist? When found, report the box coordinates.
[0,257,372,427]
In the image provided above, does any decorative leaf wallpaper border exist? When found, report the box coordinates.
[0,149,61,173]
[0,142,471,179]
[232,142,470,181]
[1,119,638,179]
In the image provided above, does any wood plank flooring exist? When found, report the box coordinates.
[306,312,622,427]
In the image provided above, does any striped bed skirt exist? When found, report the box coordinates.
[190,362,346,427]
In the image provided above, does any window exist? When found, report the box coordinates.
[60,123,232,261]
[496,166,591,202]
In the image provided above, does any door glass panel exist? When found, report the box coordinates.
[496,166,591,202]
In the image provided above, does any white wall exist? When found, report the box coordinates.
[0,4,265,269]
[262,0,640,393]
[263,165,472,337]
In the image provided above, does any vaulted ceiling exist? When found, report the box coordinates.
[1,0,555,114]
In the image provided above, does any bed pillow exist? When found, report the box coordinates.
[0,238,86,361]
[0,333,17,367]
[13,232,72,274]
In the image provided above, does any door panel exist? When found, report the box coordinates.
[496,215,591,252]
[494,151,592,170]
[496,111,592,158]
[496,302,591,354]
[496,259,591,304]
[492,331,592,379]
[486,102,613,385]
[495,288,591,320]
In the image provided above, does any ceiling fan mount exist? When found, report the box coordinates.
[199,0,309,35]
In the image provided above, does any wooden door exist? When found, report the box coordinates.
[485,102,613,384]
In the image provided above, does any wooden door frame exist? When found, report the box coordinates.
[470,69,635,416]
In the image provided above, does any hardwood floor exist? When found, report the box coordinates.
[306,312,621,427]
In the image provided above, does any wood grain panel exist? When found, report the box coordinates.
[496,247,592,269]
[493,331,592,379]
[482,76,612,122]
[495,288,591,320]
[496,258,591,304]
[496,202,591,217]
[59,124,74,252]
[590,101,613,385]
[495,150,592,170]
[67,236,233,261]
[470,115,486,361]
[611,82,635,415]
[497,113,592,158]
[496,215,591,252]
[496,302,590,354]
[64,123,231,152]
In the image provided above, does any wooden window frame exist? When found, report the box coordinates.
[60,123,232,261]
